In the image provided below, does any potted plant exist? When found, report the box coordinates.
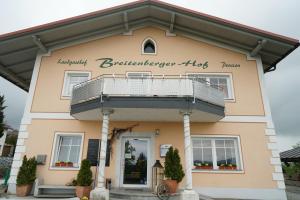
[194,161,213,169]
[194,160,202,169]
[55,161,60,167]
[67,161,73,167]
[164,147,185,194]
[60,161,67,167]
[219,163,237,170]
[226,163,237,170]
[76,159,93,198]
[16,156,37,197]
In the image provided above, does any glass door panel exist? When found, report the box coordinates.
[122,138,148,186]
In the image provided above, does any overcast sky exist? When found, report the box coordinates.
[0,0,299,151]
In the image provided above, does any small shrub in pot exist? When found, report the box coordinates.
[16,156,37,197]
[76,159,93,198]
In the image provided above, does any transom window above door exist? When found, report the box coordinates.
[62,71,91,97]
[187,74,234,100]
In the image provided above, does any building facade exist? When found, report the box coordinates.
[0,1,299,199]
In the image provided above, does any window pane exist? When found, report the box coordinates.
[58,146,70,162]
[216,148,226,166]
[72,136,82,145]
[61,136,72,146]
[203,148,213,165]
[215,140,225,147]
[193,148,202,162]
[69,146,81,163]
[144,40,155,53]
[226,148,237,165]
[225,140,234,148]
[192,139,202,148]
[202,140,212,147]
[219,78,227,84]
[65,73,89,96]
[210,78,218,85]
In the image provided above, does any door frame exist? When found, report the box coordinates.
[115,132,155,188]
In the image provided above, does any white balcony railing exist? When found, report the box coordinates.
[71,74,225,107]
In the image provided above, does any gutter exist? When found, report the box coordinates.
[265,42,300,73]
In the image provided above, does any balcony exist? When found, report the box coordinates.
[70,74,225,122]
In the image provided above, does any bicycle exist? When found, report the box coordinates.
[156,181,170,200]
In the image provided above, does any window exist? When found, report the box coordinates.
[51,133,84,169]
[188,74,234,99]
[142,38,156,54]
[192,136,242,171]
[62,72,90,97]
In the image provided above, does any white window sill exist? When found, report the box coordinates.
[49,166,80,171]
[192,169,244,174]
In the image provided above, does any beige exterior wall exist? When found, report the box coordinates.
[24,119,276,189]
[31,27,264,116]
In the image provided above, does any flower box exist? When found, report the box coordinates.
[219,165,237,170]
[195,165,213,170]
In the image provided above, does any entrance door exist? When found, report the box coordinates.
[121,137,150,188]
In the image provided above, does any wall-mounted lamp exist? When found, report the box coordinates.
[155,129,160,136]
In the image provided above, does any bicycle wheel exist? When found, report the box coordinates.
[157,183,170,200]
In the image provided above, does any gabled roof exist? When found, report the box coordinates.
[280,147,300,162]
[0,0,299,91]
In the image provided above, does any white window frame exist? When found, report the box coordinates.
[186,73,235,101]
[141,37,157,55]
[61,71,91,98]
[191,135,244,173]
[50,132,84,170]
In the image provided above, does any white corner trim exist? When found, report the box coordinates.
[269,136,277,143]
[18,131,29,139]
[256,56,274,128]
[267,143,278,150]
[272,173,284,181]
[277,181,286,189]
[265,128,276,136]
[271,150,280,158]
[270,158,281,165]
[274,165,283,173]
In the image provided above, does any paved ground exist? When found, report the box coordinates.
[286,185,300,200]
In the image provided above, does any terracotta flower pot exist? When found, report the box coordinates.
[67,163,73,167]
[16,184,33,197]
[164,179,178,194]
[76,186,92,198]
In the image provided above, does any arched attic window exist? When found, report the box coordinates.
[142,38,156,54]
